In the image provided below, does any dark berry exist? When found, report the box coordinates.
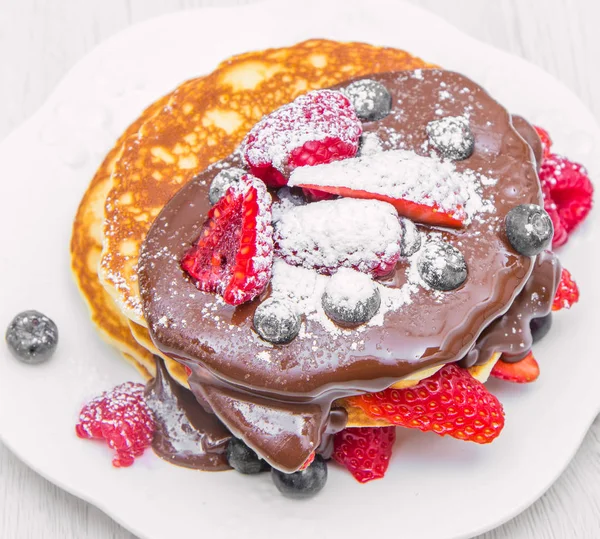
[399,218,422,257]
[343,79,392,122]
[505,204,553,256]
[271,455,328,499]
[418,241,467,291]
[208,167,245,205]
[531,313,553,344]
[226,437,270,474]
[5,310,58,364]
[322,269,381,327]
[426,116,474,160]
[253,298,301,344]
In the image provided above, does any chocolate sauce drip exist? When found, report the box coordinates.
[145,357,231,470]
[462,251,561,368]
[512,115,543,169]
[139,69,546,471]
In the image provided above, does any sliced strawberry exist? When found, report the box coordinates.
[181,174,273,305]
[333,427,396,483]
[533,126,553,159]
[298,452,315,471]
[289,150,474,228]
[552,268,580,311]
[242,90,362,187]
[491,352,540,383]
[346,364,505,444]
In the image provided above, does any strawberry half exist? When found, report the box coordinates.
[552,268,580,311]
[333,426,396,484]
[346,364,505,444]
[289,150,474,228]
[242,90,362,188]
[181,174,273,305]
[491,352,540,383]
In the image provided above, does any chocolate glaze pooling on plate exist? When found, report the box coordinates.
[138,69,552,472]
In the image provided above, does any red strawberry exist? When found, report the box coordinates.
[540,154,594,247]
[299,452,315,471]
[333,427,396,483]
[181,174,273,305]
[534,126,553,159]
[242,90,362,187]
[289,150,471,228]
[75,382,154,467]
[347,364,504,444]
[491,352,540,383]
[552,268,580,311]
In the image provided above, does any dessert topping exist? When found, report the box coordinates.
[491,352,540,383]
[417,241,467,291]
[242,89,362,187]
[398,217,422,257]
[333,426,396,484]
[271,455,328,499]
[226,437,271,474]
[533,125,552,159]
[181,174,273,305]
[552,268,580,311]
[5,310,58,364]
[530,313,553,344]
[321,268,382,327]
[208,167,245,205]
[253,298,302,345]
[347,364,505,444]
[426,115,475,160]
[505,204,554,257]
[342,79,392,122]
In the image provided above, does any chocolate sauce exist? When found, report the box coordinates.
[145,356,231,470]
[512,115,543,169]
[138,69,551,472]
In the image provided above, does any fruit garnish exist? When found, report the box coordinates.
[253,298,301,344]
[347,364,504,444]
[533,125,553,159]
[242,89,362,188]
[491,352,540,383]
[552,268,580,311]
[288,149,490,227]
[539,154,594,247]
[342,79,392,122]
[181,174,273,305]
[5,310,58,364]
[299,452,315,471]
[504,204,554,257]
[273,198,401,277]
[426,116,475,161]
[333,426,396,484]
[75,382,154,467]
[226,437,271,474]
[271,455,328,499]
[417,241,467,291]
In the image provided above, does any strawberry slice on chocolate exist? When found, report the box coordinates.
[181,174,273,305]
[242,89,362,188]
[288,150,493,227]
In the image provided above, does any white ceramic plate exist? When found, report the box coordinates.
[0,1,598,538]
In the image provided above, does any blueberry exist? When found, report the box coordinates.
[343,79,392,122]
[253,298,301,344]
[531,313,553,344]
[505,204,554,257]
[399,218,422,257]
[322,268,381,327]
[426,116,474,160]
[226,437,271,474]
[208,167,246,205]
[271,455,328,499]
[418,241,467,291]
[5,310,58,364]
[357,132,384,157]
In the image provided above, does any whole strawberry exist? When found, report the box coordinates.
[347,364,505,444]
[333,426,396,483]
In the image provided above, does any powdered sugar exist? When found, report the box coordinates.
[274,198,401,276]
[324,268,378,310]
[288,149,495,223]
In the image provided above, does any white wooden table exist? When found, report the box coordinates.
[0,0,599,537]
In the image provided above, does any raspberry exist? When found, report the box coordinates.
[552,268,580,311]
[333,427,396,483]
[534,126,553,159]
[540,154,594,247]
[182,174,273,305]
[75,382,154,467]
[242,90,362,187]
[347,364,505,444]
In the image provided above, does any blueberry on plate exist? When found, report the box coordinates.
[271,455,328,499]
[531,313,553,344]
[426,116,474,160]
[418,241,467,291]
[5,310,58,364]
[208,167,246,205]
[343,79,392,122]
[322,268,381,327]
[253,298,301,344]
[505,204,554,256]
[226,437,270,474]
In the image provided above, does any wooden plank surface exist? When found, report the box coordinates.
[0,0,598,537]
